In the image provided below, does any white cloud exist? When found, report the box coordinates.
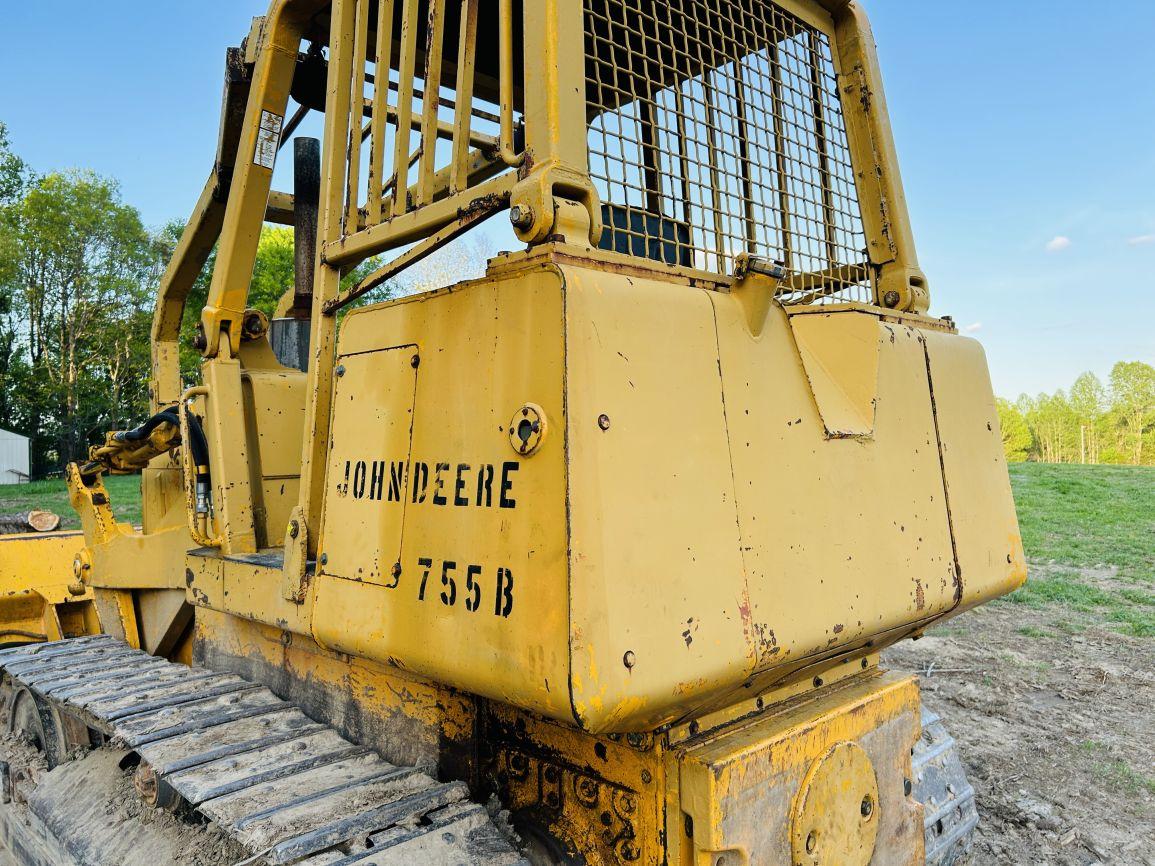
[963,322,983,334]
[1127,234,1155,246]
[1045,236,1072,253]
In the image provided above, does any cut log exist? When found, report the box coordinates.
[0,510,62,535]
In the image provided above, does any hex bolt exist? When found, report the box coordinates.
[543,766,560,783]
[641,769,652,784]
[598,414,611,431]
[860,794,874,819]
[411,354,420,368]
[576,776,599,804]
[391,562,402,579]
[618,840,641,862]
[320,553,328,566]
[288,520,300,539]
[903,778,913,797]
[622,650,636,669]
[509,204,534,229]
[335,365,345,377]
[883,290,901,308]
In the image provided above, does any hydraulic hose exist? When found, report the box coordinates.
[113,410,181,443]
[178,386,221,548]
[182,411,211,486]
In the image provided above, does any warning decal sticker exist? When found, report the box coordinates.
[255,110,283,170]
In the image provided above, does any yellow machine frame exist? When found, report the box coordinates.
[34,0,1028,863]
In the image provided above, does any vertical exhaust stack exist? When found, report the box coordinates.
[270,136,320,372]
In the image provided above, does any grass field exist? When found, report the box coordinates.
[1005,463,1155,637]
[0,463,1152,635]
[0,475,142,529]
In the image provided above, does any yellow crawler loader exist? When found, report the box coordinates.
[0,0,1025,863]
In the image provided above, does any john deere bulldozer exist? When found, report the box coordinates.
[0,0,1026,863]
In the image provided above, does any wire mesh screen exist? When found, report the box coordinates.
[584,0,873,303]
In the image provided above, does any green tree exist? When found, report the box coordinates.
[0,122,26,205]
[996,398,1033,462]
[1024,390,1077,463]
[249,225,296,313]
[1069,371,1107,464]
[0,123,29,431]
[0,170,158,474]
[1109,361,1155,465]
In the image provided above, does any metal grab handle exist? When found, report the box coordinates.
[498,0,523,166]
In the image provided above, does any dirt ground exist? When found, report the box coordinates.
[885,586,1155,865]
[0,740,246,866]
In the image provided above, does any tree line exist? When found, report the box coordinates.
[0,121,488,478]
[0,123,355,477]
[998,363,1155,465]
[5,118,1149,477]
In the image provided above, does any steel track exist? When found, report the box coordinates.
[0,635,526,865]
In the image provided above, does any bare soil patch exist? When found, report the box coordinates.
[885,600,1155,865]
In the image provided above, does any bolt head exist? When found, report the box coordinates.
[598,414,611,431]
[320,552,328,566]
[509,204,534,229]
[617,839,641,861]
[883,290,901,308]
[288,520,299,539]
[623,650,636,669]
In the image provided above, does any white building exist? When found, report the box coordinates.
[0,429,30,484]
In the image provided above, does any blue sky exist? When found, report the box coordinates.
[1,1,1152,398]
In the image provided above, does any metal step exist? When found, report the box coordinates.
[0,635,527,866]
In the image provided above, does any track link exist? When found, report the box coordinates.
[914,705,980,866]
[0,635,527,865]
